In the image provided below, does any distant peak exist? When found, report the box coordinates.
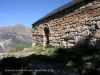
[15,23,24,26]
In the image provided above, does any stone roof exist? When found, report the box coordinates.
[32,0,89,26]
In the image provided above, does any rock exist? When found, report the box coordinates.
[78,33,82,36]
[61,34,66,38]
[70,28,76,32]
[62,41,66,46]
[68,40,75,43]
[81,30,90,37]
[97,16,100,20]
[81,26,88,31]
[97,21,100,28]
[74,32,78,35]
[68,44,74,48]
[92,21,96,25]
[86,3,93,7]
[86,21,92,26]
[50,37,55,40]
[84,17,89,22]
[94,29,100,38]
[23,60,80,75]
[75,36,85,45]
[75,27,81,32]
[89,25,96,31]
[66,25,70,29]
[89,17,94,21]
[64,35,74,41]
[54,43,59,46]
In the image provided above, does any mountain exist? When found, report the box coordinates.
[0,24,32,53]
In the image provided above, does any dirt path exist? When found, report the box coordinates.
[0,52,34,58]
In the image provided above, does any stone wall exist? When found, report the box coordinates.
[32,0,100,49]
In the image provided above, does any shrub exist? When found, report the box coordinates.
[35,42,43,47]
[45,44,53,48]
[10,45,25,52]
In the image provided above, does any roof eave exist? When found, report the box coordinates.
[32,0,85,26]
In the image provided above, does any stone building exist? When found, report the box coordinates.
[32,0,100,48]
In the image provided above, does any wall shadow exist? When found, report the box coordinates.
[0,37,100,75]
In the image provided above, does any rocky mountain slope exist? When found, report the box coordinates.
[0,24,32,53]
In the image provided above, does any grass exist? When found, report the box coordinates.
[1,42,100,75]
[31,43,58,56]
[3,43,57,58]
[10,45,25,52]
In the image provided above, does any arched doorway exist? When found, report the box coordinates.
[44,27,49,45]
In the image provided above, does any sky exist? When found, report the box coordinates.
[0,0,72,27]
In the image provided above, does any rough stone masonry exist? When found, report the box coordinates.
[32,0,100,49]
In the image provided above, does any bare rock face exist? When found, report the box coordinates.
[22,60,80,75]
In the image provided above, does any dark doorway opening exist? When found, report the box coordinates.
[44,27,49,45]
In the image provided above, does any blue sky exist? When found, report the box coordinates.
[0,0,72,27]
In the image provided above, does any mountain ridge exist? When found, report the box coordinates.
[0,24,32,53]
